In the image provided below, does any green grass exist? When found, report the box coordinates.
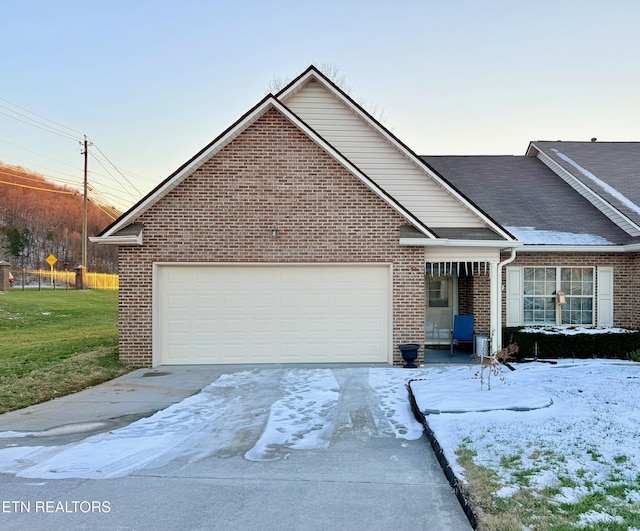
[0,290,134,413]
[456,441,640,530]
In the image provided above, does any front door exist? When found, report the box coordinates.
[425,275,454,345]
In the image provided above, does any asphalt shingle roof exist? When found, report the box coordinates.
[421,155,632,245]
[530,141,640,228]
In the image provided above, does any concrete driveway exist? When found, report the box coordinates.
[0,365,472,530]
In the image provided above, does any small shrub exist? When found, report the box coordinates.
[503,327,640,359]
[627,349,640,363]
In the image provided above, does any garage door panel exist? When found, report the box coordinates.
[157,264,390,364]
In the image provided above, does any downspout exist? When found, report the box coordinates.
[493,247,517,352]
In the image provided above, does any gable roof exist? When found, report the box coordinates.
[277,66,514,242]
[423,155,633,246]
[94,94,439,242]
[527,141,640,237]
[95,65,517,246]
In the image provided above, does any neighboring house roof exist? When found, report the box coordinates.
[527,141,640,237]
[422,155,633,246]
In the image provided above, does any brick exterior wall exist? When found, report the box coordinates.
[458,251,640,349]
[458,273,491,335]
[498,251,640,328]
[458,271,491,335]
[118,108,426,366]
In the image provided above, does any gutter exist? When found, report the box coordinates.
[400,238,523,248]
[89,234,142,246]
[519,244,640,253]
[493,247,518,353]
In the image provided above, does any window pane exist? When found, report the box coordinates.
[428,279,449,307]
[524,296,555,325]
[560,267,594,325]
[560,267,595,298]
[562,298,593,325]
[523,266,594,327]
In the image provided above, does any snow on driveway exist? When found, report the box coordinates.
[0,367,424,479]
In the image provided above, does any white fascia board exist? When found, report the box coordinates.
[400,238,523,248]
[278,69,513,241]
[89,234,142,246]
[517,244,627,253]
[624,242,640,252]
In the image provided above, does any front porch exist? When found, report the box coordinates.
[420,255,514,363]
[423,345,479,364]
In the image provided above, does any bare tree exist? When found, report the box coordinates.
[268,63,387,124]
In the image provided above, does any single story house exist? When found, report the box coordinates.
[92,66,640,367]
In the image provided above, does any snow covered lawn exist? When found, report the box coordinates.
[410,359,640,529]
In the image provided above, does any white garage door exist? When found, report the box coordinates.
[155,264,391,365]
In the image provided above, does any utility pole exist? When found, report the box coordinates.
[80,135,91,269]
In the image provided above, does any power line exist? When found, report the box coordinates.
[0,150,144,197]
[0,138,84,172]
[91,143,144,196]
[1,153,136,210]
[0,169,80,189]
[0,108,80,142]
[0,97,151,209]
[89,152,141,204]
[0,96,84,136]
[0,178,79,195]
[0,153,82,182]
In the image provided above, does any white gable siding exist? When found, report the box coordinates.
[283,81,486,229]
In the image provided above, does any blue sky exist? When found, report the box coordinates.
[1,0,639,210]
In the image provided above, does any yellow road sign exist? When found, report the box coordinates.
[46,254,57,267]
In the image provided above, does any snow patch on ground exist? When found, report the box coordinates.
[368,367,425,440]
[244,369,340,461]
[411,359,640,518]
[409,366,552,414]
[575,510,623,528]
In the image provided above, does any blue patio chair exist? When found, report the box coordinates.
[450,315,475,357]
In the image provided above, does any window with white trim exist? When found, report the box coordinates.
[523,267,594,325]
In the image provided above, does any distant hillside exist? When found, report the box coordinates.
[0,162,118,272]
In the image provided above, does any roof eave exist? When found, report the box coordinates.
[400,238,521,248]
[90,234,142,246]
[517,244,628,253]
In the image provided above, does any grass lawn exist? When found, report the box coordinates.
[0,289,134,413]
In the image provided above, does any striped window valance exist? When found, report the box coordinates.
[426,261,491,276]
